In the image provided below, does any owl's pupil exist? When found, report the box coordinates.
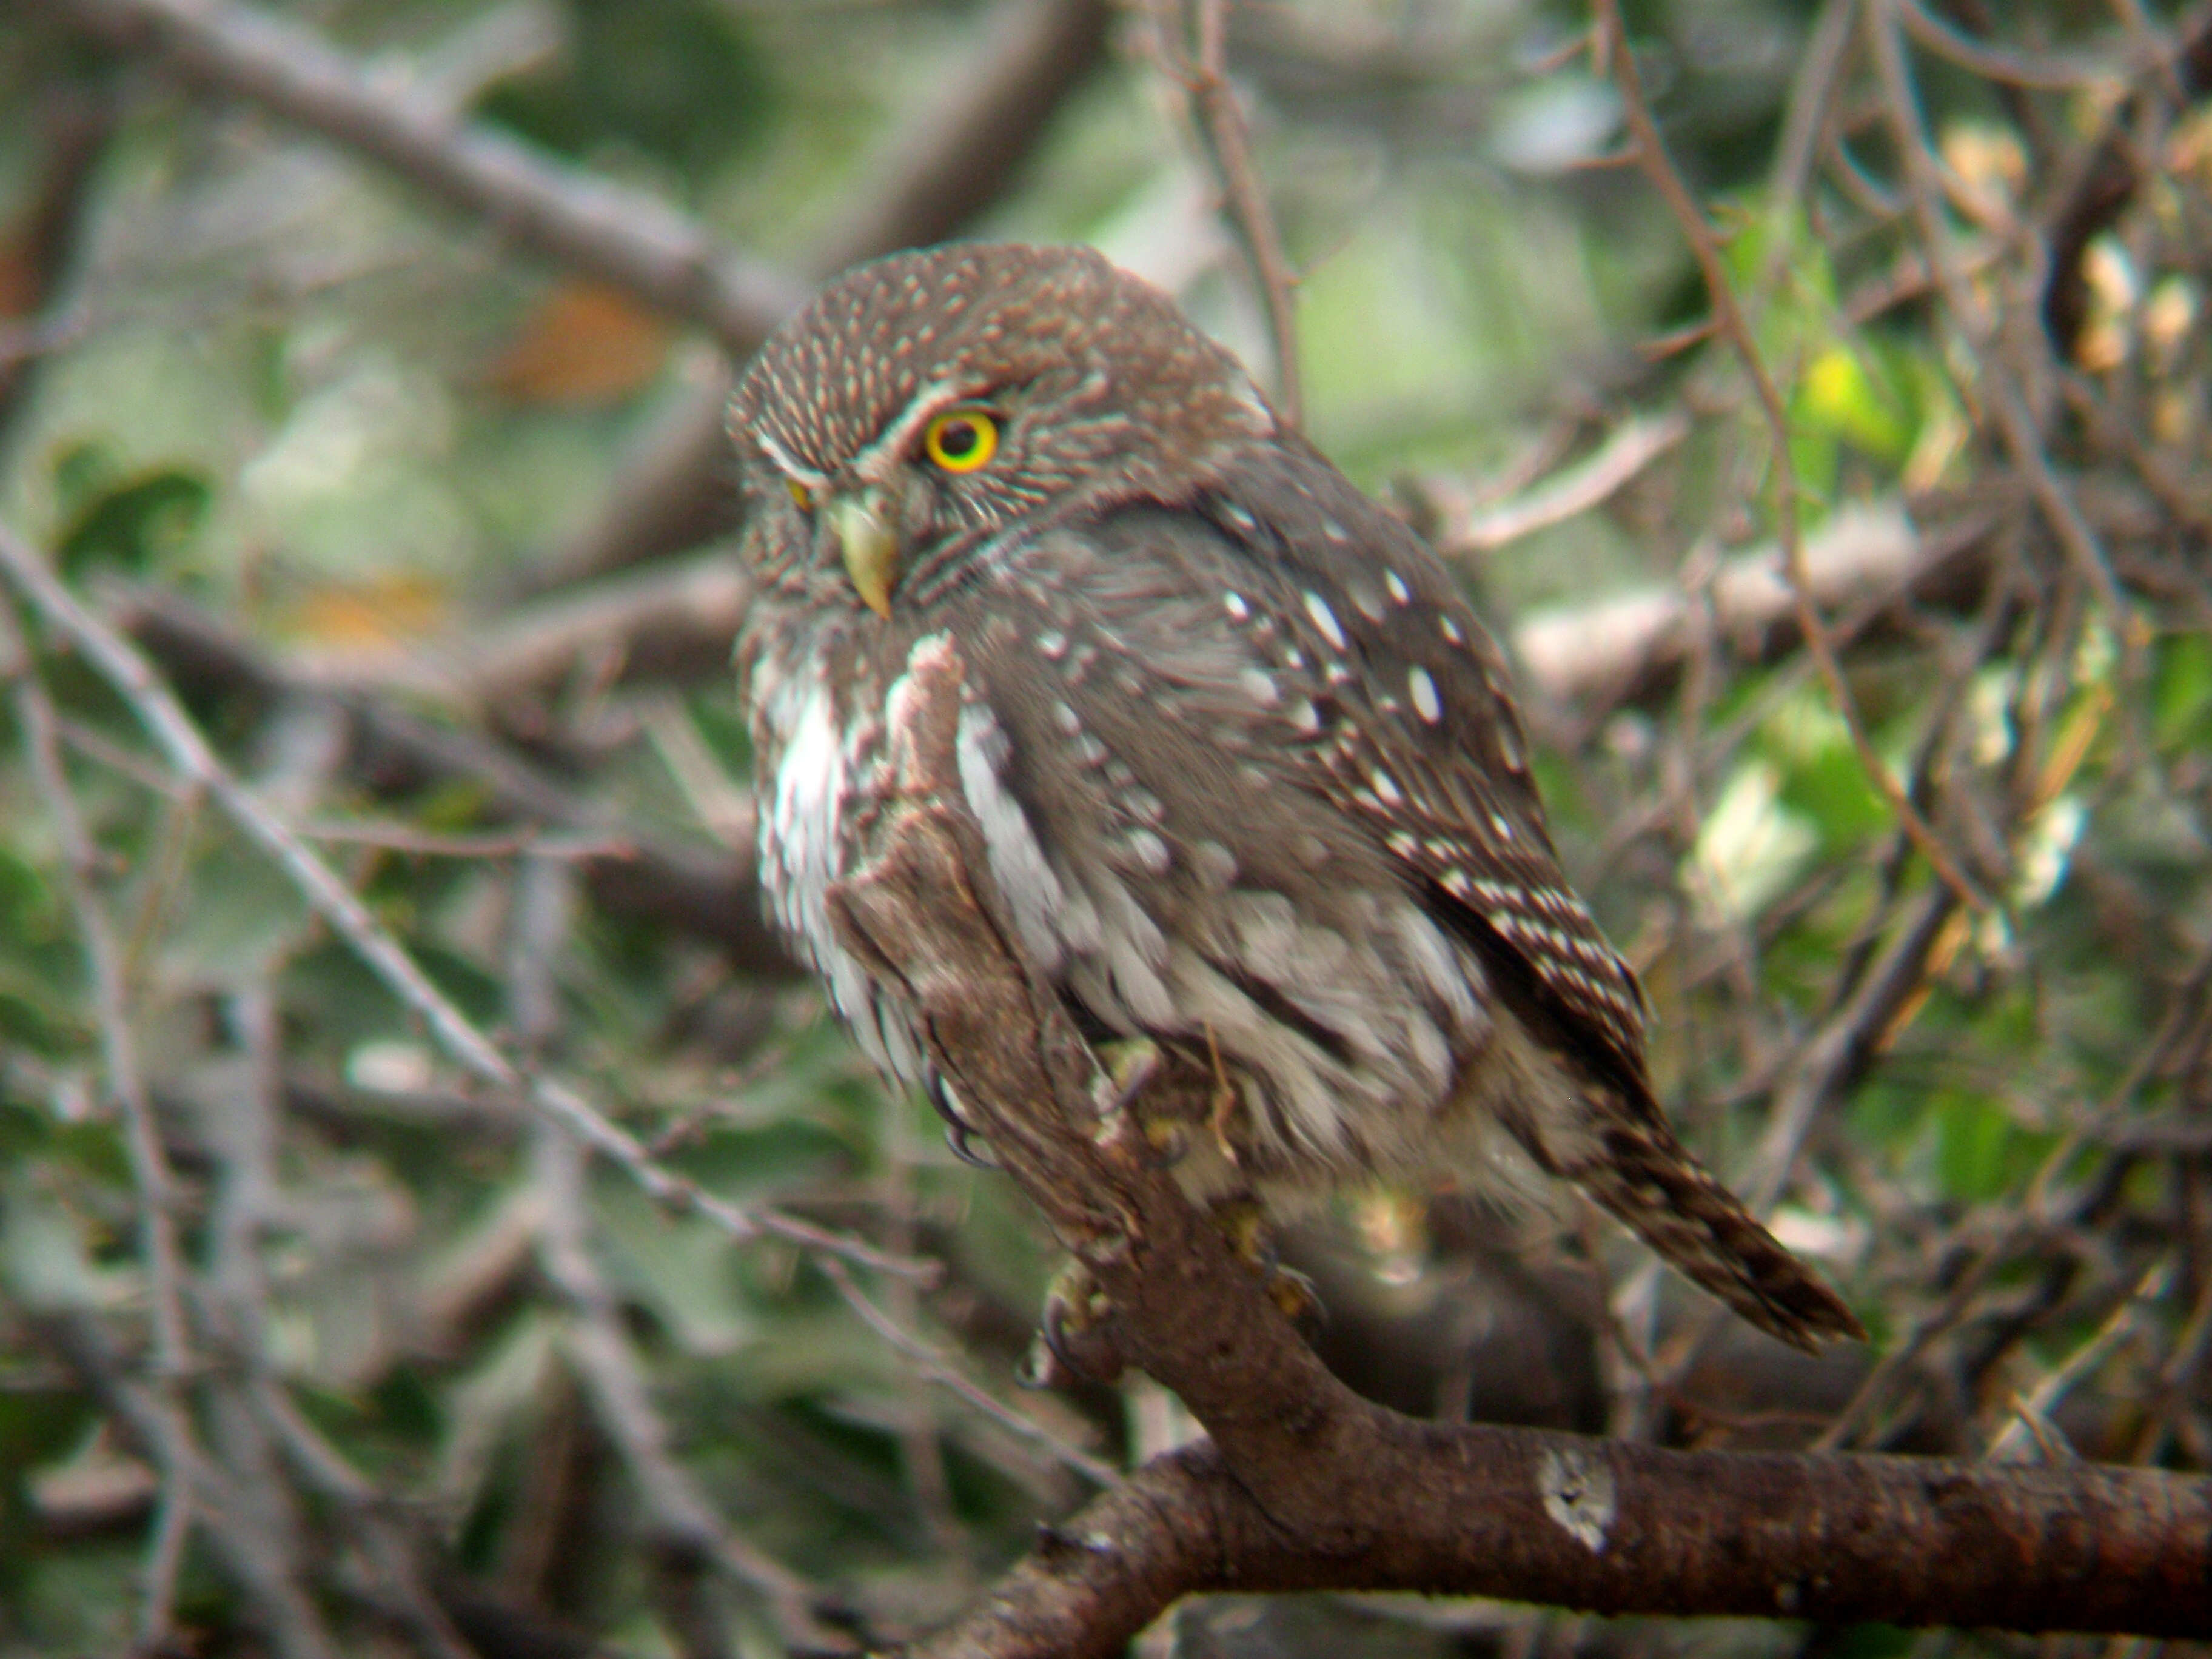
[937,420,979,458]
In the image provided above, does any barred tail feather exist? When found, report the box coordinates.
[1569,1110,1865,1353]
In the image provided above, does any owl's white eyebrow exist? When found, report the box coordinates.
[756,432,826,489]
[851,379,985,483]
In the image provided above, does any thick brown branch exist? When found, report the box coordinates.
[1509,494,1992,709]
[809,0,1117,279]
[833,637,2212,1653]
[2041,6,2212,358]
[40,0,807,352]
[515,0,1118,597]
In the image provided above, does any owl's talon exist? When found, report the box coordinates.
[1139,1115,1191,1168]
[1015,1339,1067,1390]
[942,1119,998,1170]
[1094,1037,1162,1113]
[1209,1198,1327,1331]
[1201,1024,1244,1168]
[1212,1196,1271,1267]
[1024,1262,1122,1386]
[925,1075,998,1168]
[1266,1264,1326,1333]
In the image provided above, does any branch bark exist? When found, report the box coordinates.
[40,0,806,354]
[832,637,2212,1654]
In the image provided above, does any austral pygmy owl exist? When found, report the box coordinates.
[732,242,1862,1352]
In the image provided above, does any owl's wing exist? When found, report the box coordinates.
[1202,443,1652,1094]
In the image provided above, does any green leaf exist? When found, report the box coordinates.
[473,0,773,181]
[2154,632,2212,750]
[594,1175,756,1357]
[1796,344,1913,461]
[54,465,211,580]
[0,975,87,1057]
[1933,1093,2018,1204]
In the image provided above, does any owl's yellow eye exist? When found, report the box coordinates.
[922,409,999,474]
[785,477,813,511]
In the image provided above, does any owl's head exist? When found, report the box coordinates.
[730,243,1276,617]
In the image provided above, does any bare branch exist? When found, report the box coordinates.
[107,578,792,974]
[511,854,834,1646]
[832,634,2212,1651]
[820,1256,1120,1489]
[39,0,806,352]
[1151,0,1305,425]
[1595,0,1992,914]
[4,609,193,1384]
[44,1316,341,1659]
[247,1381,477,1659]
[1865,0,2140,637]
[0,520,915,1281]
[513,0,1119,597]
[1509,495,1987,706]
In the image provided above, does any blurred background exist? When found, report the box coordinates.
[1,0,2208,1654]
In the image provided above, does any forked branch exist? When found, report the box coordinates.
[831,636,2212,1657]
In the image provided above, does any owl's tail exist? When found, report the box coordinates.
[1564,1104,1865,1353]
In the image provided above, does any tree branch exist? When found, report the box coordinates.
[39,0,806,353]
[0,521,909,1281]
[105,578,793,975]
[833,635,2212,1653]
[808,0,1117,280]
[515,0,1119,597]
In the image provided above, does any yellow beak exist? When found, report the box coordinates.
[829,489,897,618]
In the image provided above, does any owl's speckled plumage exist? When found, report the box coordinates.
[732,242,1861,1351]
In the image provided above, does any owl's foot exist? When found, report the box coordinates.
[1200,1024,1243,1168]
[1022,1260,1123,1387]
[924,1073,998,1169]
[1091,1037,1201,1168]
[1021,1225,1319,1390]
[1212,1197,1324,1332]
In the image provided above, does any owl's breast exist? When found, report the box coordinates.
[745,611,929,1087]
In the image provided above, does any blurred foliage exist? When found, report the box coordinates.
[0,0,2208,1655]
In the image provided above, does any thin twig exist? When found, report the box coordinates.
[1896,0,2139,90]
[2,608,193,1384]
[1433,411,1692,556]
[139,1488,193,1652]
[820,1257,1120,1488]
[1157,0,1305,425]
[1986,1259,2170,1461]
[1818,937,2212,1450]
[512,856,829,1638]
[0,520,922,1281]
[7,596,204,1652]
[247,1380,475,1659]
[1863,0,2140,637]
[514,854,831,1647]
[45,1315,341,1659]
[1596,0,1992,919]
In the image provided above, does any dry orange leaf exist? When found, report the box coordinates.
[286,574,451,648]
[488,280,674,406]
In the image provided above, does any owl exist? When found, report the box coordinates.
[731,241,1860,1352]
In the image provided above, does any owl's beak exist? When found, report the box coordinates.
[828,489,897,618]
